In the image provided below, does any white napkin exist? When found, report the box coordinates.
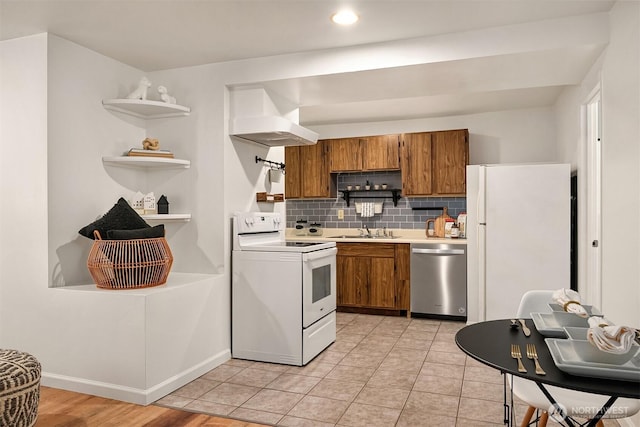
[552,288,588,318]
[587,316,636,354]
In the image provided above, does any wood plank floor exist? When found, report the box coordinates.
[35,386,269,427]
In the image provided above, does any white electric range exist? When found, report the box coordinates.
[231,212,337,366]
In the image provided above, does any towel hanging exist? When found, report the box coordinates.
[360,202,375,218]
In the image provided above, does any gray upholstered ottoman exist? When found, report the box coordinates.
[0,349,41,427]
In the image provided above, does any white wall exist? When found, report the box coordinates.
[599,1,640,329]
[46,35,219,282]
[47,34,145,285]
[555,5,640,423]
[556,1,640,328]
[0,33,49,349]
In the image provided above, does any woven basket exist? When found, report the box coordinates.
[87,231,173,289]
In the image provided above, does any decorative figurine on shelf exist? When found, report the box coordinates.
[126,76,152,100]
[157,86,176,104]
[142,137,160,150]
[130,191,145,215]
[157,195,170,214]
[144,192,157,215]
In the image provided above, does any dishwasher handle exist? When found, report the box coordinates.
[412,248,465,255]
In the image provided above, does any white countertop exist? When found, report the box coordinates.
[285,228,467,245]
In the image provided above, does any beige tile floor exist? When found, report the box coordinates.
[156,313,621,427]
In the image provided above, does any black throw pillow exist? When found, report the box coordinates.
[78,197,150,240]
[106,224,165,240]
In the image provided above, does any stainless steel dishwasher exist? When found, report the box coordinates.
[411,243,467,320]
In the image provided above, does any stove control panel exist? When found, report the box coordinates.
[234,212,282,234]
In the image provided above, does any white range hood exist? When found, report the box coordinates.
[229,115,318,147]
[229,87,318,147]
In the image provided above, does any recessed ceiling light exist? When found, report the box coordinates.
[331,10,359,25]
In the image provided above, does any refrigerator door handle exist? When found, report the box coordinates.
[478,223,486,322]
[478,166,486,224]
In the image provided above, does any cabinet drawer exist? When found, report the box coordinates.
[337,243,395,257]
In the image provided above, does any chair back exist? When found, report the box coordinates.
[516,290,554,318]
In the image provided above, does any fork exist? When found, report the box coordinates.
[526,344,546,375]
[511,344,527,373]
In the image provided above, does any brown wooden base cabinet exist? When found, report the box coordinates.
[336,242,410,314]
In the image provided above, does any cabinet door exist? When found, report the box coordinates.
[401,132,433,196]
[337,255,369,307]
[301,140,331,198]
[337,243,396,309]
[368,257,396,308]
[284,146,301,199]
[363,134,400,170]
[432,130,468,195]
[394,244,411,310]
[329,138,363,172]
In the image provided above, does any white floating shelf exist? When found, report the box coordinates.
[102,99,191,119]
[102,156,190,169]
[142,214,191,222]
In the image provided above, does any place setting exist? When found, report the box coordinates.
[527,288,640,382]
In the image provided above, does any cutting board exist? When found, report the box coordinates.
[426,207,452,238]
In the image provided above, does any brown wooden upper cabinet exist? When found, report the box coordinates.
[285,141,334,199]
[401,129,469,196]
[328,137,364,172]
[329,134,400,172]
[400,132,433,195]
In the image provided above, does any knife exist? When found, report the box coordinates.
[519,319,531,337]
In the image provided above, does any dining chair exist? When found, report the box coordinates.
[511,290,640,427]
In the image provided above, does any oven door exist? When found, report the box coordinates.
[302,247,337,328]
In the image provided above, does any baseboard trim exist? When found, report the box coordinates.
[41,349,230,405]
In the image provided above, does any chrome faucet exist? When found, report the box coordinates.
[364,225,371,236]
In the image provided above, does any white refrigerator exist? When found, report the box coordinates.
[466,163,571,322]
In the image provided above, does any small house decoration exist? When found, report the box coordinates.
[144,192,157,214]
[130,191,145,215]
[157,195,169,214]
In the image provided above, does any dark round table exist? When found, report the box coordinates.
[455,319,640,426]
